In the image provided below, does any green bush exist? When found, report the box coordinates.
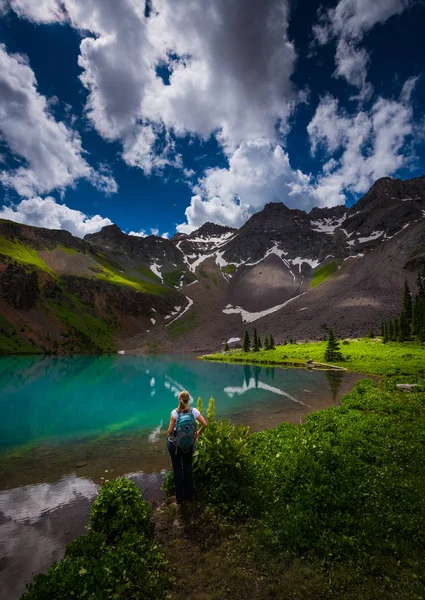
[247,380,425,562]
[21,479,171,600]
[90,477,153,543]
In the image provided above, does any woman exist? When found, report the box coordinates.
[167,390,207,504]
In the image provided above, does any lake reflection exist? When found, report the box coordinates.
[0,354,368,490]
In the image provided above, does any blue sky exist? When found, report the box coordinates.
[0,0,424,238]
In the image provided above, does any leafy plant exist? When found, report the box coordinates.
[90,477,154,543]
[21,479,171,599]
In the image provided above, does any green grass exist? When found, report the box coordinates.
[203,338,425,376]
[93,255,167,295]
[223,264,237,274]
[0,235,52,272]
[163,268,184,288]
[135,265,162,283]
[167,311,197,339]
[57,246,78,255]
[48,294,116,353]
[311,258,341,288]
[0,313,39,354]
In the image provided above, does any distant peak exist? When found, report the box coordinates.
[190,222,237,238]
[100,224,123,234]
[84,223,126,243]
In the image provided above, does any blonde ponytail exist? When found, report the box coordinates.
[177,390,190,413]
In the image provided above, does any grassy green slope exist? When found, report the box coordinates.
[0,235,53,273]
[0,233,173,296]
[203,338,425,376]
[311,258,342,288]
[0,314,40,354]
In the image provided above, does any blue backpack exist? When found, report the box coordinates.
[173,408,197,452]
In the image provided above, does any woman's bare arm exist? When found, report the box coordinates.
[167,415,176,436]
[196,414,208,438]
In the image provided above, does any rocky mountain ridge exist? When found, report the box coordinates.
[1,175,425,354]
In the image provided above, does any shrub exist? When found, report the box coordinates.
[249,380,425,561]
[193,413,252,515]
[21,479,170,600]
[22,532,170,600]
[90,477,153,543]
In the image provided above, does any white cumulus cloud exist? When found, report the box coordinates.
[313,0,412,98]
[308,79,416,206]
[177,139,314,233]
[0,44,117,198]
[0,196,113,237]
[4,0,296,167]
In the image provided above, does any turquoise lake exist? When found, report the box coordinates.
[0,353,367,490]
[0,354,369,599]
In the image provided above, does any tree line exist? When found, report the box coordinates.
[381,268,425,343]
[228,328,276,352]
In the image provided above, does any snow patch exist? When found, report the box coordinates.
[150,318,156,325]
[185,279,198,288]
[290,256,321,270]
[383,222,410,241]
[222,293,307,324]
[344,254,364,260]
[150,262,163,281]
[188,232,234,247]
[310,215,345,233]
[166,296,194,327]
[245,244,288,267]
[357,231,384,243]
[227,337,241,344]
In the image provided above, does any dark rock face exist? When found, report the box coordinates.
[189,222,237,238]
[0,219,86,252]
[341,176,425,237]
[309,205,347,222]
[62,276,186,317]
[221,202,348,265]
[0,264,38,309]
[85,225,185,268]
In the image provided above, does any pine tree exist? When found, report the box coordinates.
[253,328,260,352]
[324,328,343,362]
[269,334,275,349]
[390,318,399,342]
[380,322,385,337]
[402,280,413,324]
[412,297,419,336]
[243,330,251,352]
[283,338,287,345]
[258,333,262,349]
[382,321,389,344]
[388,320,394,342]
[223,341,229,351]
[399,312,410,342]
[368,328,375,338]
[413,269,425,340]
[264,334,269,350]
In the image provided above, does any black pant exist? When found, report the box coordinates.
[167,440,193,504]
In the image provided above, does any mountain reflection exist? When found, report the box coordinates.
[0,354,363,457]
